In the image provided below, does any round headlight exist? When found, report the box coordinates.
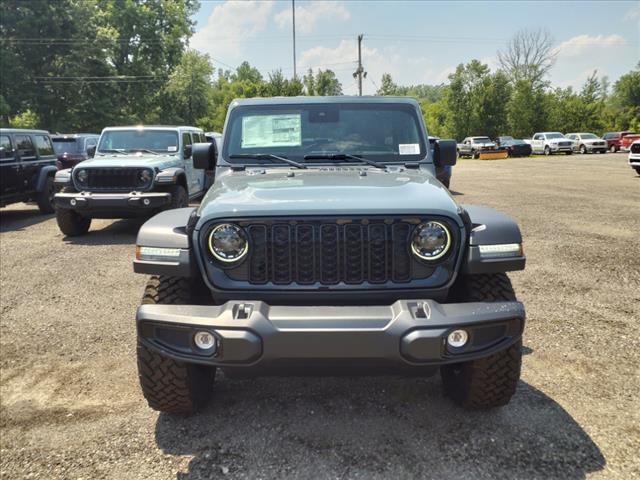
[411,221,451,261]
[138,169,153,185]
[208,224,248,263]
[76,169,87,183]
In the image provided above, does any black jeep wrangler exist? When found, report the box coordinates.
[0,128,57,213]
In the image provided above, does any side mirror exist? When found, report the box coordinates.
[87,145,96,158]
[434,139,457,167]
[183,144,192,158]
[193,142,217,170]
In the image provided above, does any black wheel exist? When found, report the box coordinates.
[137,276,215,414]
[167,185,188,209]
[579,144,587,154]
[544,145,550,156]
[610,145,617,153]
[55,208,91,236]
[35,175,55,214]
[634,167,640,175]
[441,273,522,409]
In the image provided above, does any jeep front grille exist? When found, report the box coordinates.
[209,217,457,287]
[76,168,152,191]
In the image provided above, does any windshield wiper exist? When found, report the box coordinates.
[303,153,386,169]
[127,148,159,155]
[229,153,307,169]
[98,148,126,154]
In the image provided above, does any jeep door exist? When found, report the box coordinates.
[181,132,204,196]
[14,134,38,193]
[0,134,20,197]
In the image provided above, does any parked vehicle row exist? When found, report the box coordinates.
[603,131,640,153]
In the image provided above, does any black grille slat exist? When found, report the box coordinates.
[241,218,444,286]
[632,143,640,154]
[368,224,387,283]
[320,224,339,284]
[272,225,292,284]
[295,225,315,284]
[248,225,268,283]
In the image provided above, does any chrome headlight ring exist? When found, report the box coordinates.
[410,221,452,261]
[207,223,249,263]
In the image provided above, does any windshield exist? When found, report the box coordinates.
[473,137,492,142]
[97,129,179,154]
[546,133,565,139]
[581,133,598,139]
[52,138,81,154]
[223,103,426,164]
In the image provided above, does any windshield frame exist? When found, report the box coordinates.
[96,128,180,155]
[221,103,429,166]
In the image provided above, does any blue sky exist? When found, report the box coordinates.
[191,0,640,95]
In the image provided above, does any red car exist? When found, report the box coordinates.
[51,134,99,169]
[603,131,640,152]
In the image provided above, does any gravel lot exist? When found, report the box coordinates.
[1,153,639,480]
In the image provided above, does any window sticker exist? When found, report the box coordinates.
[242,114,301,148]
[399,143,420,155]
[168,146,177,152]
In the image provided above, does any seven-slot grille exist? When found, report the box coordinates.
[233,219,437,286]
[78,168,150,191]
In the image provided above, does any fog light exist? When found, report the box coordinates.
[194,331,216,351]
[447,329,468,348]
[143,198,150,206]
[70,199,77,206]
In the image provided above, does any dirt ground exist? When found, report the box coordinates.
[1,153,639,479]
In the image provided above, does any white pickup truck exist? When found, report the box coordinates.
[525,132,573,155]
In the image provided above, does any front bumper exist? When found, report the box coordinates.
[628,154,640,166]
[54,191,171,215]
[549,144,572,152]
[137,299,525,371]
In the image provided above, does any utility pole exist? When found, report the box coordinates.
[292,0,297,79]
[353,34,366,96]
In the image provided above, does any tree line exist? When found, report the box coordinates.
[1,1,638,139]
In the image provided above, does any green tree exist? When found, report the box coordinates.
[303,68,342,95]
[377,73,398,96]
[165,50,213,125]
[507,79,548,137]
[9,110,39,128]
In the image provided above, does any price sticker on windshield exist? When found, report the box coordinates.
[242,114,301,148]
[399,143,420,155]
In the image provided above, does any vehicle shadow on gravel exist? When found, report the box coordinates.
[0,207,53,233]
[154,376,605,479]
[62,218,145,245]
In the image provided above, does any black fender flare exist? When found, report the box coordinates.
[461,204,525,274]
[134,207,196,277]
[36,165,57,192]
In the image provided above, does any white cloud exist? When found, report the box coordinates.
[555,34,627,57]
[274,1,350,34]
[624,4,640,21]
[299,39,461,94]
[190,1,275,59]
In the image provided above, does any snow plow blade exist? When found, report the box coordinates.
[479,150,509,160]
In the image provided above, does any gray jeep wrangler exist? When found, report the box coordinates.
[133,97,526,413]
[53,125,212,236]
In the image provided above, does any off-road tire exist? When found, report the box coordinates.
[137,276,215,414]
[36,175,55,214]
[167,185,188,210]
[441,273,522,409]
[55,208,91,236]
